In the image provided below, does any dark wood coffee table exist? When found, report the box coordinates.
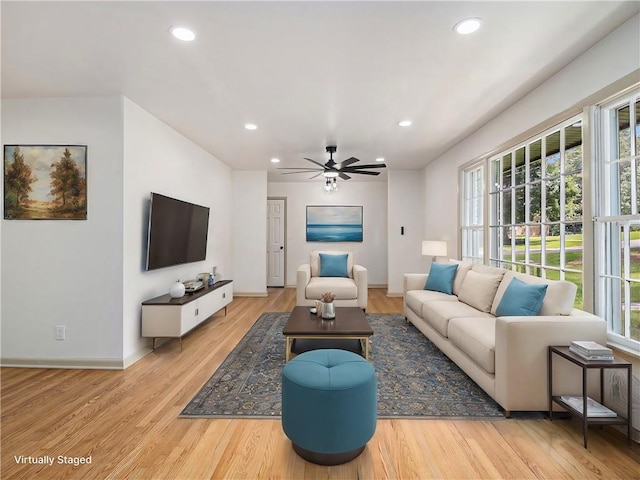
[283,306,374,361]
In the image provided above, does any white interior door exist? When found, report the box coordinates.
[267,198,286,287]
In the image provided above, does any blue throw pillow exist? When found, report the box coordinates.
[496,277,548,316]
[319,253,349,277]
[424,263,458,295]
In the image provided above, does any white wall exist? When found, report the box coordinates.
[267,181,387,286]
[232,171,268,295]
[423,15,640,250]
[122,98,233,362]
[1,96,234,368]
[1,97,125,366]
[387,170,425,295]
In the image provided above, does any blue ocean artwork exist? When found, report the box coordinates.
[306,206,363,242]
[306,224,363,242]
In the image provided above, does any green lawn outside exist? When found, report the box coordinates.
[506,232,640,340]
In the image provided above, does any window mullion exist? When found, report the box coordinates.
[630,100,637,214]
[541,136,547,276]
[623,223,631,338]
[559,129,566,279]
[511,153,516,268]
[525,143,531,275]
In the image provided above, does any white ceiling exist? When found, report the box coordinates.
[2,1,638,183]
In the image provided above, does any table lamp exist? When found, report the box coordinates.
[422,240,447,265]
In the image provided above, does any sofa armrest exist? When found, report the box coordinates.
[353,264,368,310]
[296,264,311,305]
[403,274,428,294]
[494,313,607,412]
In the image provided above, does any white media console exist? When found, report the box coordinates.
[142,280,233,350]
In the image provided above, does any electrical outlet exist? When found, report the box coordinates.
[55,325,66,341]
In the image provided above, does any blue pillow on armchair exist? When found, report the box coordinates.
[319,253,349,277]
[424,263,458,295]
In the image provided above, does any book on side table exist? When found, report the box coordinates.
[569,340,613,361]
[559,395,617,417]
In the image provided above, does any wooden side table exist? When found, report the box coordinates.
[548,345,632,448]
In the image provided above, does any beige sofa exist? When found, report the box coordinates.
[403,261,607,414]
[297,251,368,310]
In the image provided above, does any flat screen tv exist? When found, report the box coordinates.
[145,192,210,271]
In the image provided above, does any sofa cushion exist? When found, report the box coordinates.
[306,277,357,300]
[491,271,577,316]
[422,300,492,338]
[471,264,506,276]
[405,290,458,317]
[457,270,504,313]
[424,263,458,295]
[310,251,354,278]
[448,317,496,374]
[495,277,547,316]
[319,253,349,277]
[448,260,473,296]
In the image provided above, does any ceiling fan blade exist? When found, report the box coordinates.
[337,157,359,169]
[309,172,324,179]
[303,157,328,169]
[343,163,386,170]
[338,172,351,180]
[277,167,323,171]
[349,170,381,176]
[280,170,323,175]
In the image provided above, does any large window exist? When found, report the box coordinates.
[458,85,640,349]
[488,115,583,308]
[461,163,484,263]
[596,90,640,347]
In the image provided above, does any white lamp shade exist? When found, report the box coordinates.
[422,240,447,257]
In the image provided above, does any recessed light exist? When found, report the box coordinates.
[398,120,412,127]
[170,26,196,42]
[376,157,385,162]
[454,18,482,35]
[244,123,257,130]
[271,158,280,163]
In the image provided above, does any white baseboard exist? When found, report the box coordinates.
[234,291,268,297]
[2,347,154,370]
[124,347,153,369]
[1,357,125,370]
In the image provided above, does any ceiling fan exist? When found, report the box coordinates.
[278,146,386,180]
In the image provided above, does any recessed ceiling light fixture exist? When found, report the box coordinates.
[376,157,385,162]
[244,123,257,130]
[271,158,280,163]
[170,26,196,42]
[398,120,412,127]
[454,18,482,35]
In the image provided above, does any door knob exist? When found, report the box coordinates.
[280,246,284,250]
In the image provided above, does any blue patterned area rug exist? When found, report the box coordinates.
[180,312,506,419]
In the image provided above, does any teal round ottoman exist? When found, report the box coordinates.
[282,349,377,465]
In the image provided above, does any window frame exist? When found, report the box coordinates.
[460,161,485,264]
[594,89,640,350]
[486,114,584,306]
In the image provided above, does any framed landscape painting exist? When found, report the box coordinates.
[4,145,87,220]
[306,205,363,242]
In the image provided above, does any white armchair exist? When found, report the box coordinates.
[296,251,368,310]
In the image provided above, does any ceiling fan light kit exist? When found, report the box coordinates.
[278,145,386,191]
[324,178,338,192]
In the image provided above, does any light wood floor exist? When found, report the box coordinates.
[2,288,638,480]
